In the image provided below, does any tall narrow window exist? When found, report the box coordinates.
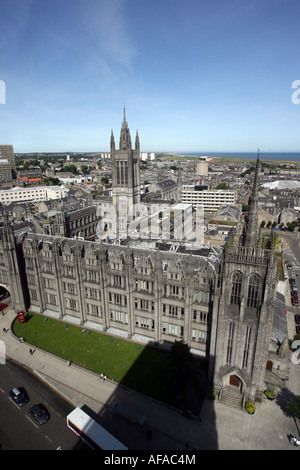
[226,322,235,364]
[230,272,243,305]
[242,326,252,368]
[247,274,260,308]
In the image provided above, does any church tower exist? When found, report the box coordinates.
[209,150,278,403]
[111,108,141,237]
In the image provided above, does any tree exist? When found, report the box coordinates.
[288,395,300,420]
[287,221,298,232]
[46,177,61,186]
[260,221,266,228]
[60,164,79,175]
[81,165,90,175]
[216,182,229,189]
[101,177,109,185]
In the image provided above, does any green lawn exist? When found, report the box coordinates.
[13,313,207,412]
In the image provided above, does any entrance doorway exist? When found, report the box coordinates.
[229,374,242,390]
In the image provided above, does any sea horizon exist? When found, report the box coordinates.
[178,152,300,162]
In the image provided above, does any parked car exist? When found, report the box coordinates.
[9,387,29,407]
[290,278,296,285]
[295,314,300,324]
[29,404,50,425]
[0,303,6,311]
[292,295,299,306]
[296,325,300,334]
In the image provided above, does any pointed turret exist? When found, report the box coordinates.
[110,130,115,151]
[135,130,140,151]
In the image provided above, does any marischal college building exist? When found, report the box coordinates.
[0,111,289,404]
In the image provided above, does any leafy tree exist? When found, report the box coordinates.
[60,164,79,175]
[288,395,300,419]
[81,165,90,175]
[101,177,109,185]
[216,182,229,189]
[46,177,61,186]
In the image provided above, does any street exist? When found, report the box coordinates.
[0,359,90,450]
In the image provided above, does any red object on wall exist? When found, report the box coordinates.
[17,311,26,323]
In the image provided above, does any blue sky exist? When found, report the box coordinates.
[0,0,300,153]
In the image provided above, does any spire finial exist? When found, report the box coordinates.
[123,104,127,125]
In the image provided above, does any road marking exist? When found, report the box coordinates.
[8,397,21,408]
[0,387,4,393]
[26,415,39,429]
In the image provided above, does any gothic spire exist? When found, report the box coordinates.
[123,105,127,127]
[119,106,132,150]
[244,149,260,247]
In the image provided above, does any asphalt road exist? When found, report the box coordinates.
[0,359,90,450]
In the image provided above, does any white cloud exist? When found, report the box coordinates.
[80,0,136,72]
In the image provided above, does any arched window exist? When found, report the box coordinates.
[230,272,243,305]
[247,274,260,309]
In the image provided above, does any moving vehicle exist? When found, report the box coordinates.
[29,404,50,425]
[287,264,293,270]
[66,407,128,450]
[9,387,29,407]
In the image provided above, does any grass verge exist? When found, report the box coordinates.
[12,313,207,413]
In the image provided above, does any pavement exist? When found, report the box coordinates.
[1,293,300,451]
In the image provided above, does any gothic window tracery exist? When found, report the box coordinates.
[230,271,243,305]
[247,273,260,309]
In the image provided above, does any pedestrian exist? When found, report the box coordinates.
[3,327,6,333]
[67,360,72,367]
[100,373,104,379]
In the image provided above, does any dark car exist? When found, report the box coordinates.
[295,314,300,324]
[290,278,296,285]
[296,325,300,334]
[29,404,50,425]
[9,387,29,407]
[0,303,6,311]
[287,264,293,270]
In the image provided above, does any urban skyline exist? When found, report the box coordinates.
[1,0,300,153]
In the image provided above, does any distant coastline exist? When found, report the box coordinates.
[160,152,300,163]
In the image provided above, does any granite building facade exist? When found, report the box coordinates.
[0,114,285,403]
